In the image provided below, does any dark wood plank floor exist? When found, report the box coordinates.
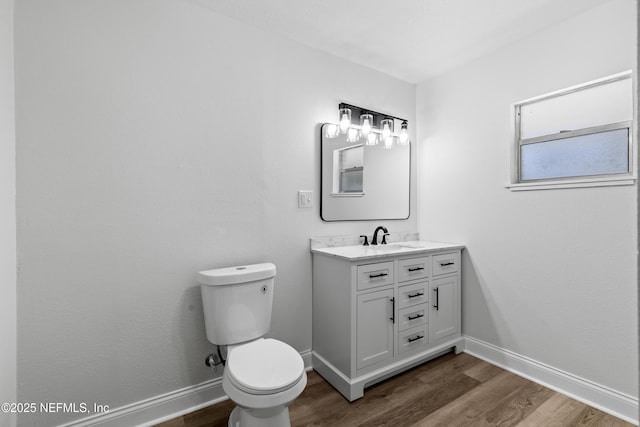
[155,352,632,427]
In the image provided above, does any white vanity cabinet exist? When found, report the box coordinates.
[356,288,394,369]
[311,243,464,401]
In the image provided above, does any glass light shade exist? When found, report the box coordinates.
[383,136,394,149]
[339,108,351,133]
[398,121,409,145]
[360,114,373,136]
[325,123,340,138]
[381,119,393,139]
[366,133,378,146]
[346,127,359,142]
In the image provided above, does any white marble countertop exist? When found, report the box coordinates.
[310,240,464,261]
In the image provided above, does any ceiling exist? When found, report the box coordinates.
[197,0,611,83]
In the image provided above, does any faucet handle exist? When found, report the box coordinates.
[382,233,390,245]
[360,235,369,246]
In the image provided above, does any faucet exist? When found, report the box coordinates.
[371,226,389,245]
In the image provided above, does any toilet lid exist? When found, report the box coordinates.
[226,339,304,395]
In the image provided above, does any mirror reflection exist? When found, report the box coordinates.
[334,144,364,194]
[321,123,410,221]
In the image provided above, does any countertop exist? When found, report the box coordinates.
[310,240,464,261]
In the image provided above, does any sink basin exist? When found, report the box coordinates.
[392,242,426,249]
[367,244,413,252]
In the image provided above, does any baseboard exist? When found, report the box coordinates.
[57,349,313,427]
[463,335,639,425]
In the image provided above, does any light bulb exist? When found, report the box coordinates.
[360,114,373,136]
[398,121,409,145]
[366,133,378,146]
[381,119,393,139]
[339,108,351,133]
[325,123,339,138]
[347,127,359,142]
[384,136,394,149]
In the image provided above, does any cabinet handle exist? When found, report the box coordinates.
[408,292,424,299]
[439,261,454,266]
[407,313,424,320]
[389,297,395,323]
[407,266,424,272]
[407,335,424,343]
[369,272,388,279]
[433,287,439,311]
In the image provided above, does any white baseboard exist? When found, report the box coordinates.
[463,335,639,425]
[57,349,313,427]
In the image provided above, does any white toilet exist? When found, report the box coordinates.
[197,263,307,427]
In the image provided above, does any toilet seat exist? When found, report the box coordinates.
[226,338,304,395]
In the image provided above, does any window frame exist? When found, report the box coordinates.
[509,71,636,191]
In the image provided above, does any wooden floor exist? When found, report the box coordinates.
[155,352,632,427]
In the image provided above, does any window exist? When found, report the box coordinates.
[510,71,634,190]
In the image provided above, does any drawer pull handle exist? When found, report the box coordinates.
[439,261,454,266]
[407,267,424,272]
[369,272,388,279]
[407,335,424,343]
[408,292,424,299]
[407,313,424,320]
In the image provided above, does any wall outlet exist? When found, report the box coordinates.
[298,190,313,208]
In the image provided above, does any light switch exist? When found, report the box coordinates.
[298,190,313,208]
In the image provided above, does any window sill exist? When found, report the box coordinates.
[331,192,365,197]
[506,176,636,191]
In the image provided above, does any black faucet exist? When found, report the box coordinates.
[371,226,389,245]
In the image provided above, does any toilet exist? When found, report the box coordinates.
[197,263,307,427]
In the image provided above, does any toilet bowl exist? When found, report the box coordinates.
[197,263,307,427]
[223,338,307,427]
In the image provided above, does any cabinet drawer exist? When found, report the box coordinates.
[398,324,428,354]
[398,256,429,282]
[432,252,459,276]
[357,261,394,291]
[398,282,429,308]
[399,303,428,331]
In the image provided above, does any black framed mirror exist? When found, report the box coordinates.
[320,123,410,221]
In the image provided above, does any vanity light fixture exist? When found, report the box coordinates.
[327,103,410,148]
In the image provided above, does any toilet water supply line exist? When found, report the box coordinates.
[205,346,226,372]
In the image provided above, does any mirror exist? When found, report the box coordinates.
[321,123,410,221]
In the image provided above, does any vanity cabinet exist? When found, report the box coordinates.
[311,243,464,401]
[356,288,394,369]
[430,276,458,342]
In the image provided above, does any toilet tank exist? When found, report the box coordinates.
[197,263,276,345]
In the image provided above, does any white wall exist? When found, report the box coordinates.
[0,0,16,426]
[14,0,415,425]
[417,0,637,398]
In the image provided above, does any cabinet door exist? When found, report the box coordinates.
[429,276,459,342]
[356,288,394,370]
